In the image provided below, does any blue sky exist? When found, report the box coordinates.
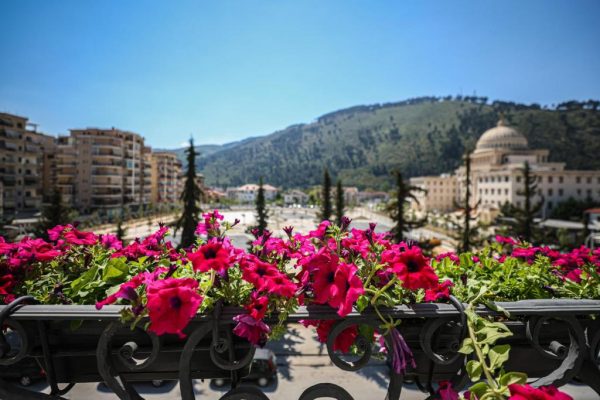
[1,1,599,148]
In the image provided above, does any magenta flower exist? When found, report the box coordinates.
[146,278,203,338]
[232,314,270,347]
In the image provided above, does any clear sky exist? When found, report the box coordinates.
[1,1,599,148]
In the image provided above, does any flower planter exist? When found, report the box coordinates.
[2,299,600,400]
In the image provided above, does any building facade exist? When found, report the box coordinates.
[56,128,152,215]
[0,113,55,217]
[411,118,600,216]
[227,184,279,203]
[410,174,458,212]
[151,151,183,206]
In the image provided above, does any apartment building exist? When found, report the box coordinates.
[0,112,55,217]
[410,174,458,212]
[151,151,183,206]
[56,128,152,215]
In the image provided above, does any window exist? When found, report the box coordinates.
[505,176,509,182]
[491,189,495,195]
[547,201,553,209]
[548,188,553,196]
[577,189,582,195]
[548,176,553,183]
[558,188,564,196]
[587,177,592,184]
[576,177,581,184]
[505,189,509,195]
[559,176,564,184]
[516,177,521,183]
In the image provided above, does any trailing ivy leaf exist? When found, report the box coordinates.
[499,371,527,386]
[466,381,489,398]
[458,337,474,354]
[488,344,510,371]
[466,359,483,381]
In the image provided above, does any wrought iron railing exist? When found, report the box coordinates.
[1,297,600,399]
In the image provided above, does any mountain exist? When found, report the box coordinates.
[176,97,600,191]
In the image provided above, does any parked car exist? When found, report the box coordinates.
[0,357,45,386]
[0,329,45,386]
[212,348,277,388]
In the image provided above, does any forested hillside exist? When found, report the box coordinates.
[179,97,600,190]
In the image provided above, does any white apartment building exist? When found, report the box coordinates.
[227,184,278,203]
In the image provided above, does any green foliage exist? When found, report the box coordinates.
[500,162,544,243]
[35,190,74,239]
[319,168,332,221]
[184,98,600,189]
[386,170,426,242]
[335,179,345,226]
[551,197,600,220]
[458,293,525,399]
[176,138,203,248]
[450,153,483,252]
[254,177,268,235]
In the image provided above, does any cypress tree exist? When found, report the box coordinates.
[35,190,72,239]
[335,179,345,226]
[255,177,268,236]
[501,161,543,243]
[387,170,426,243]
[451,152,482,252]
[116,208,127,242]
[176,138,202,248]
[319,168,332,221]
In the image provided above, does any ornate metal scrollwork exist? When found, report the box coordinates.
[97,322,149,400]
[525,315,587,388]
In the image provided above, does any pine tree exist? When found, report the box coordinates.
[501,161,543,243]
[176,138,202,248]
[452,152,482,252]
[35,190,72,239]
[335,179,345,226]
[255,177,268,235]
[319,168,332,221]
[387,170,427,243]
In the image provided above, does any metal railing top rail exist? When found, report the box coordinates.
[3,298,600,321]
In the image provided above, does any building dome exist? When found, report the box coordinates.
[474,118,528,153]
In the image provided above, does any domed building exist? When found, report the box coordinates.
[410,119,600,217]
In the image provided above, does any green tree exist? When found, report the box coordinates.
[254,177,268,236]
[319,168,332,221]
[452,152,482,252]
[501,162,544,243]
[176,138,202,248]
[115,207,127,242]
[35,190,72,239]
[335,179,345,226]
[387,170,427,243]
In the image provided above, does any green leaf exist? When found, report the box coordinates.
[466,381,489,398]
[499,371,527,387]
[458,338,474,354]
[70,265,98,293]
[102,258,129,283]
[488,344,511,371]
[466,360,483,381]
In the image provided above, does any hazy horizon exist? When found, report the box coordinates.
[2,0,600,148]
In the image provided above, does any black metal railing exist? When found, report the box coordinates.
[1,297,599,399]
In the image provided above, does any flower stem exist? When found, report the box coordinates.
[370,275,398,306]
